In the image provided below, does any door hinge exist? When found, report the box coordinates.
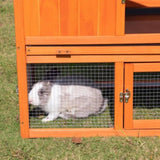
[119,92,124,102]
[119,89,131,103]
[122,0,125,4]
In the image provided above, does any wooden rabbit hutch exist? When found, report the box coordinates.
[14,0,160,138]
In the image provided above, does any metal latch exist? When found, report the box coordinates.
[119,89,131,103]
[122,0,125,4]
[56,50,71,54]
[124,89,130,103]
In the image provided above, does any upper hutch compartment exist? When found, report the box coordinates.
[23,0,160,45]
[126,0,160,34]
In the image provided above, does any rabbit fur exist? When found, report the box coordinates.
[29,81,108,122]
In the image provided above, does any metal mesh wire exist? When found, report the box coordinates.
[133,72,160,120]
[27,63,115,128]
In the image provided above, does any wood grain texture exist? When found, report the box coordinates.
[23,0,118,36]
[134,120,160,129]
[116,0,125,35]
[29,128,160,138]
[23,0,40,36]
[124,63,134,129]
[25,33,160,45]
[133,63,160,72]
[26,55,160,64]
[26,45,160,55]
[14,0,30,138]
[79,0,98,36]
[60,0,78,36]
[99,0,116,35]
[40,0,59,36]
[114,62,124,129]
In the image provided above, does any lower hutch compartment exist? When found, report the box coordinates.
[21,48,160,138]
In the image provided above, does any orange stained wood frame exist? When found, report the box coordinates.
[29,128,160,138]
[26,46,160,56]
[26,55,160,64]
[126,0,160,8]
[17,60,124,138]
[124,63,160,130]
[25,34,160,45]
[23,0,125,37]
[14,0,160,138]
[14,0,29,138]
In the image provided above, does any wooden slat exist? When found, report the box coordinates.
[14,0,29,138]
[29,128,160,138]
[134,120,160,129]
[126,0,160,8]
[26,46,160,55]
[133,63,160,72]
[25,34,160,45]
[60,0,78,36]
[40,0,59,36]
[116,0,125,35]
[124,63,134,129]
[99,0,116,35]
[23,0,40,36]
[26,55,160,64]
[79,0,98,36]
[114,62,124,129]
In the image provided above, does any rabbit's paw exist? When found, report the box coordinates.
[41,113,59,123]
[42,117,52,123]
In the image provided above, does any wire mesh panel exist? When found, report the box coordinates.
[27,63,115,128]
[133,72,160,120]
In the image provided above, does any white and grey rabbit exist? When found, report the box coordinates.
[29,81,108,123]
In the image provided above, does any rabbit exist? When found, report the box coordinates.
[28,81,108,123]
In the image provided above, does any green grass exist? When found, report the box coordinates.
[0,0,160,159]
[29,106,114,128]
[133,108,160,120]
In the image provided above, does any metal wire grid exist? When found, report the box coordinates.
[133,72,160,120]
[27,63,115,128]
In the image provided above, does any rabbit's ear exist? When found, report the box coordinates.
[47,81,52,86]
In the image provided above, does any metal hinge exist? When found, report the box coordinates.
[119,92,124,102]
[122,0,125,4]
[119,89,131,103]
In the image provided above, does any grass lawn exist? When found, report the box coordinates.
[0,0,160,159]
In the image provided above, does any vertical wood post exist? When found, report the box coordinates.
[14,0,29,138]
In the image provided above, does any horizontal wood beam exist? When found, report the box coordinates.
[133,63,160,72]
[134,120,160,129]
[126,0,160,8]
[26,55,160,63]
[25,34,160,45]
[29,128,160,138]
[26,46,160,55]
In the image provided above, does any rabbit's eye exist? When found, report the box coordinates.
[39,89,44,95]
